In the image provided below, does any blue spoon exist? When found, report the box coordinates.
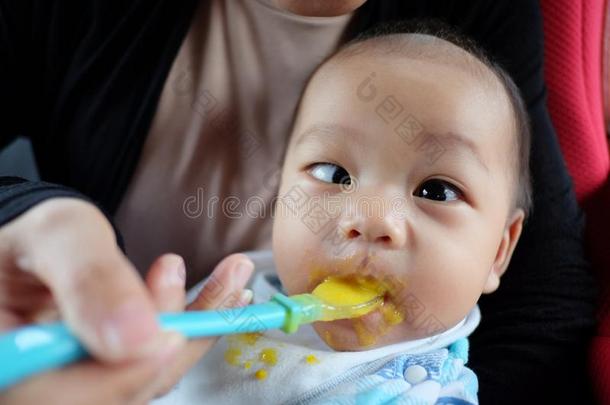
[0,291,382,390]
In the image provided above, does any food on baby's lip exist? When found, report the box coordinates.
[308,271,408,348]
[380,301,404,326]
[352,319,377,347]
[311,275,386,320]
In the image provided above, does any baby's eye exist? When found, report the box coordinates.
[414,179,462,202]
[308,163,351,185]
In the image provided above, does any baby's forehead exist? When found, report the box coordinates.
[308,35,512,129]
[306,34,514,132]
[318,34,514,135]
[334,34,496,85]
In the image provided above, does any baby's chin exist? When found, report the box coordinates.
[312,308,414,351]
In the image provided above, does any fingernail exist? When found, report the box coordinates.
[162,255,186,287]
[101,300,159,359]
[239,289,254,306]
[176,260,186,282]
[236,261,254,278]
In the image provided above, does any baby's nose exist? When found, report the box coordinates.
[341,214,406,249]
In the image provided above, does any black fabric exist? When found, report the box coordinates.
[0,176,125,249]
[0,1,596,403]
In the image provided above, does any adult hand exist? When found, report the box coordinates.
[0,198,253,404]
[143,252,254,396]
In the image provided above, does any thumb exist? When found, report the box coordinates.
[44,251,164,362]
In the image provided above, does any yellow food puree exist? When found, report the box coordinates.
[312,275,406,347]
[223,275,404,380]
[259,348,278,366]
[305,354,319,364]
[224,339,281,382]
[311,276,385,318]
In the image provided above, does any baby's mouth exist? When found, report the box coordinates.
[303,252,408,327]
[307,253,384,287]
[315,288,405,349]
[308,271,404,318]
[307,264,403,300]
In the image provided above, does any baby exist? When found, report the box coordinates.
[155,22,531,405]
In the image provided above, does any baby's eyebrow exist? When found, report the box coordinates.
[294,123,489,172]
[432,132,489,172]
[294,123,366,147]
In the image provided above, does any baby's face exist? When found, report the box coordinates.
[272,51,524,350]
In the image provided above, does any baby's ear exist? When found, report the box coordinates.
[482,209,525,294]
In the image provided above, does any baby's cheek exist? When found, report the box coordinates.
[274,201,348,293]
[272,218,317,294]
[398,262,486,335]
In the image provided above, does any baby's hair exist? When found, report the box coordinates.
[328,20,533,217]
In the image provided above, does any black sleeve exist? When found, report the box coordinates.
[0,1,123,248]
[0,1,32,150]
[458,1,597,403]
